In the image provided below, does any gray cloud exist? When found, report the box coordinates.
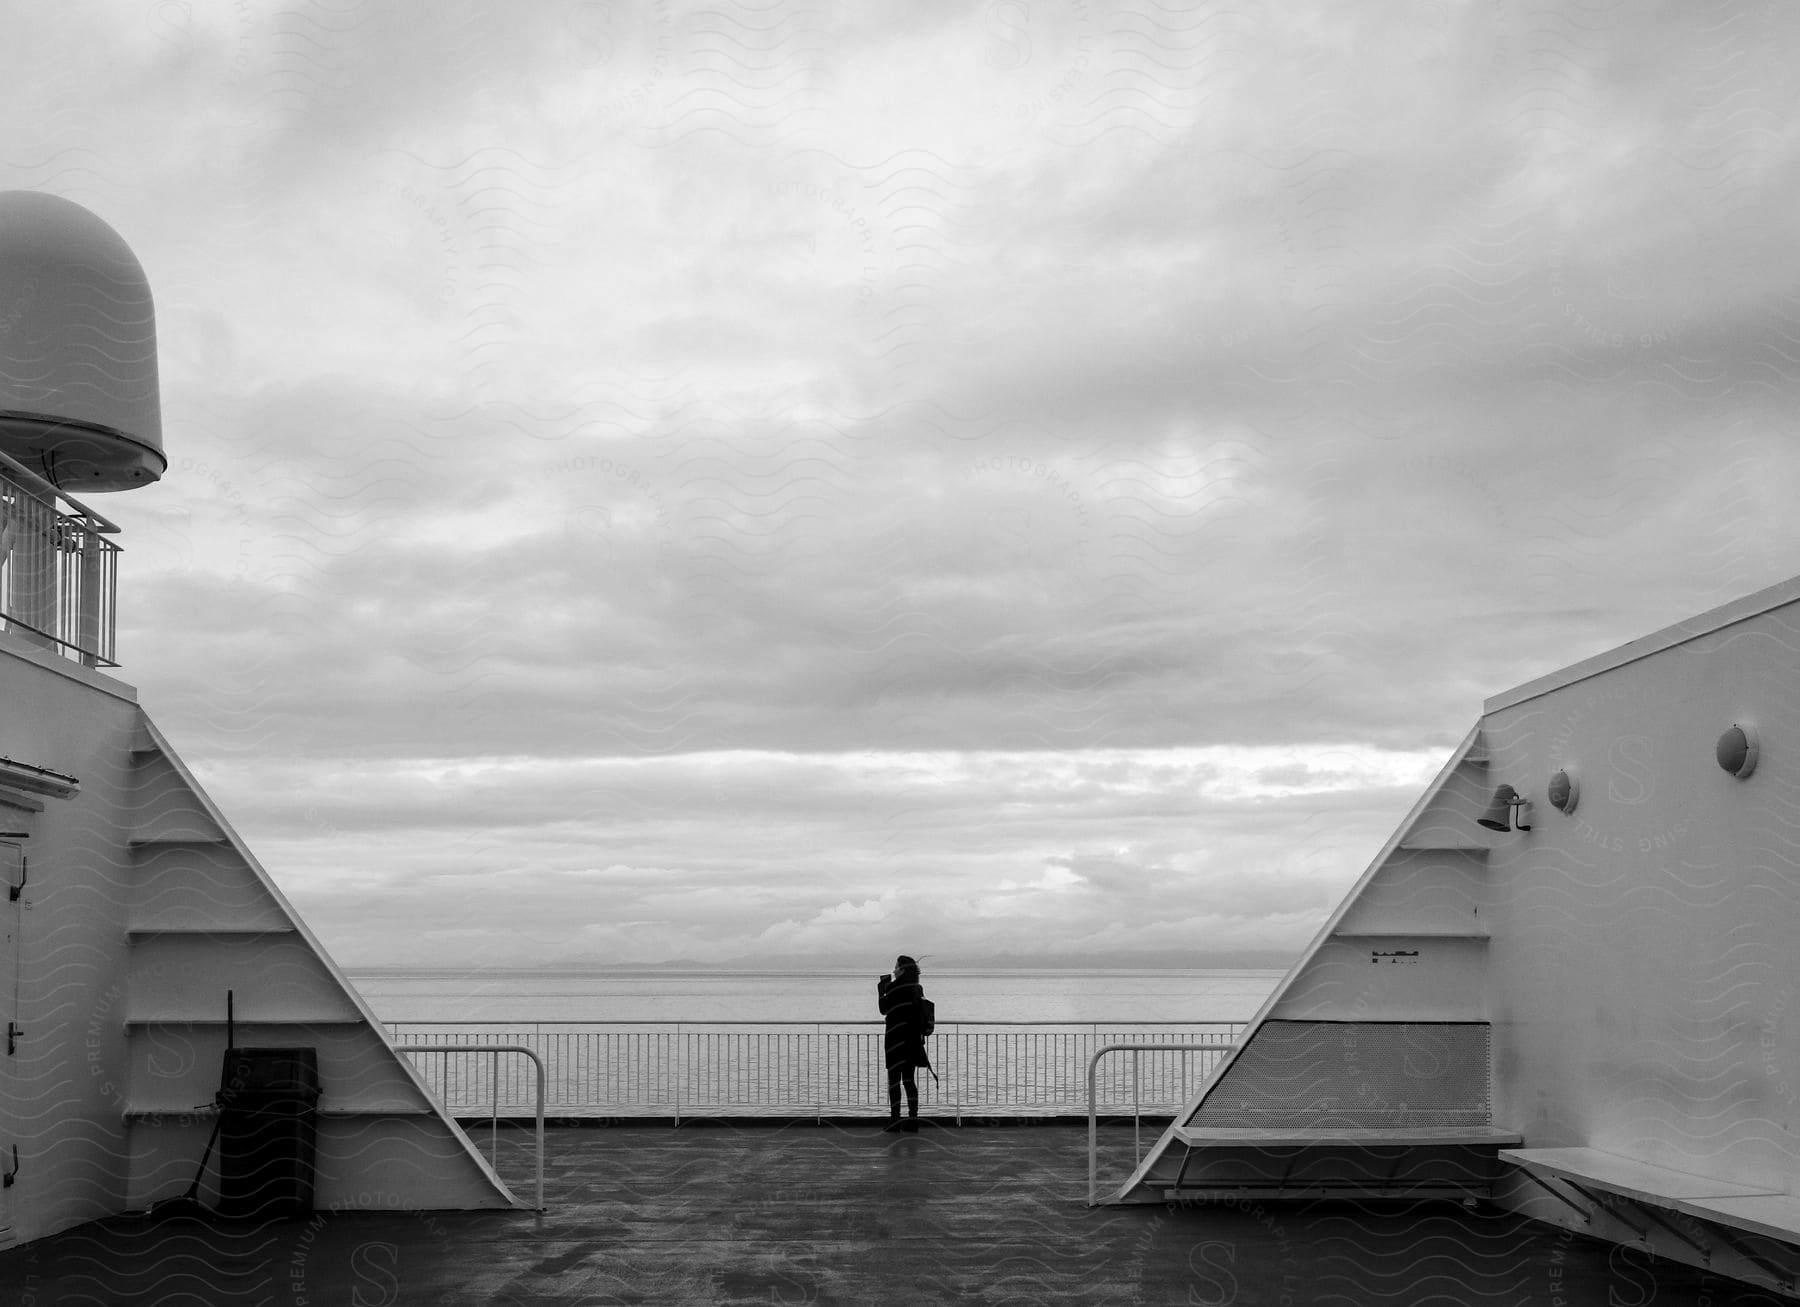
[8,2,1800,966]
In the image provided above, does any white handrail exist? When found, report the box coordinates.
[395,1043,546,1212]
[0,446,120,533]
[389,1023,1250,1121]
[1086,1041,1236,1206]
[384,1019,1246,1027]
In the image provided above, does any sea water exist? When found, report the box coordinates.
[348,968,1288,1114]
[345,968,1286,1025]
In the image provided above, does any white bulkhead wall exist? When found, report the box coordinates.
[0,642,140,1247]
[1481,598,1800,1194]
[0,636,520,1252]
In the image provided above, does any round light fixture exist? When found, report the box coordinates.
[1547,768,1578,814]
[1716,723,1759,780]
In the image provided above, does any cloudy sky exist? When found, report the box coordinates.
[6,1,1799,970]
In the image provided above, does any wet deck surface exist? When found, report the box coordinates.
[0,1121,1781,1305]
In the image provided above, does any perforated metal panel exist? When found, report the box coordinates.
[1188,1020,1492,1128]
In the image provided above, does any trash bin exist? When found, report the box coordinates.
[216,1046,320,1219]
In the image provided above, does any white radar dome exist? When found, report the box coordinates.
[0,190,164,491]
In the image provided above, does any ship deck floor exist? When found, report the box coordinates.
[0,1121,1751,1305]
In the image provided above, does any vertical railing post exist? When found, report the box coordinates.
[6,488,55,650]
[0,457,121,666]
[393,1044,547,1212]
[1086,1042,1236,1206]
[396,1021,1241,1123]
[952,1023,961,1125]
[0,492,10,627]
[1132,1047,1141,1158]
[103,536,118,664]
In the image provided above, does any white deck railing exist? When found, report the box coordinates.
[394,1043,547,1211]
[386,1021,1245,1123]
[0,449,119,667]
[1087,1042,1237,1203]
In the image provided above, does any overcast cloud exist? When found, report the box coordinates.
[6,1,1799,968]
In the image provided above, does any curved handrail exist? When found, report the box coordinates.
[0,446,120,534]
[1086,1041,1235,1206]
[386,1019,1247,1028]
[395,1043,546,1212]
[389,1023,1252,1123]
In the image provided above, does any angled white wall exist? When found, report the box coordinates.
[1479,581,1800,1190]
[1113,726,1501,1200]
[1111,574,1800,1295]
[0,635,520,1252]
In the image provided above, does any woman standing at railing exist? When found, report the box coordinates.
[877,955,932,1133]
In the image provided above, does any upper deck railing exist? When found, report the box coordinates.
[386,1020,1248,1122]
[0,449,120,668]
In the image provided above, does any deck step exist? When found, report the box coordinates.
[1166,1181,1489,1202]
[125,926,296,937]
[1177,1125,1522,1148]
[123,1014,367,1027]
[1329,929,1490,940]
[125,1102,435,1120]
[128,831,228,847]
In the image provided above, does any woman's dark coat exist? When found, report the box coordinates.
[878,975,930,1071]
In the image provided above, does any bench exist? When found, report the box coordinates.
[1164,1125,1523,1201]
[1502,1147,1800,1289]
[1176,1125,1522,1148]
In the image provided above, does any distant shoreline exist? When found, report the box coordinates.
[344,965,1292,978]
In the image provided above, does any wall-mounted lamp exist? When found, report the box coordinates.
[2,833,27,903]
[1717,723,1759,780]
[1546,769,1579,814]
[1477,783,1532,832]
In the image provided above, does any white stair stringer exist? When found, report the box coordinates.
[121,712,521,1212]
[1108,724,1501,1203]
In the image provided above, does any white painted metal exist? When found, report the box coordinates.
[0,191,164,491]
[119,715,524,1217]
[1086,1042,1234,1204]
[0,451,120,665]
[0,643,135,1246]
[1483,573,1800,716]
[1477,597,1800,1219]
[396,1044,546,1212]
[1109,725,1490,1201]
[0,841,18,1245]
[0,635,526,1251]
[1115,576,1800,1296]
[391,1021,1245,1120]
[0,187,524,1251]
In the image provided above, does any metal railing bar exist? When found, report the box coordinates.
[387,1026,1244,1122]
[0,460,121,666]
[384,1019,1245,1026]
[1086,1042,1236,1206]
[0,447,121,534]
[395,1043,546,1212]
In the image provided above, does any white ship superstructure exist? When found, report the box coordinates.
[1114,575,1800,1297]
[0,191,518,1251]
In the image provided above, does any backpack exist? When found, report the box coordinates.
[918,997,935,1038]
